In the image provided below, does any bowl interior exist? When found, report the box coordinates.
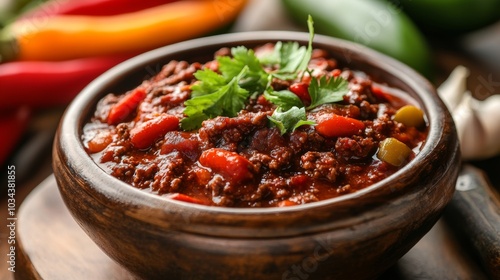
[58,31,455,238]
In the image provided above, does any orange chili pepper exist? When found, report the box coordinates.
[1,0,248,62]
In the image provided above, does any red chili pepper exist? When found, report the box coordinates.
[289,82,311,105]
[315,113,365,138]
[0,108,31,165]
[20,0,179,19]
[107,87,147,125]
[199,148,253,183]
[130,114,179,149]
[0,55,130,110]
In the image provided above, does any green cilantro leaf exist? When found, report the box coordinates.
[179,112,207,131]
[263,89,304,111]
[181,67,249,130]
[190,69,227,97]
[181,15,321,134]
[263,15,315,81]
[307,76,349,110]
[273,42,307,79]
[218,46,269,94]
[294,15,315,74]
[268,106,315,135]
[257,41,282,66]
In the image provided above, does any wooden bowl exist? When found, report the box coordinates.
[53,32,460,280]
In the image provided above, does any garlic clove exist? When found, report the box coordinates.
[453,91,488,160]
[437,65,500,160]
[469,94,500,160]
[438,65,470,111]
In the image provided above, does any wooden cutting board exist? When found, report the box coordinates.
[16,176,135,280]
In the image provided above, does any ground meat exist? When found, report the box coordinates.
[271,78,292,91]
[198,112,269,151]
[152,61,202,86]
[301,151,339,182]
[335,136,377,162]
[151,153,185,193]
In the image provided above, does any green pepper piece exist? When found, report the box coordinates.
[282,0,433,79]
[388,0,500,34]
[377,137,412,166]
[393,105,425,127]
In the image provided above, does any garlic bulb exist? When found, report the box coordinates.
[438,66,469,111]
[438,66,500,160]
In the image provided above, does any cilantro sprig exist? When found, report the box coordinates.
[181,15,349,134]
[262,15,348,135]
[181,47,269,130]
[268,106,315,135]
[218,46,269,94]
[266,76,349,135]
[307,76,349,110]
[263,89,303,111]
[259,16,314,81]
[181,67,250,131]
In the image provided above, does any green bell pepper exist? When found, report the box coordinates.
[390,0,500,34]
[282,0,433,78]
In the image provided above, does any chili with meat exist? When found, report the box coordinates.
[82,43,428,208]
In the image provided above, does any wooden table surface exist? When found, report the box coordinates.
[1,1,500,279]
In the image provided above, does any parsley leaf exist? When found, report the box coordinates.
[190,69,227,97]
[261,15,315,81]
[218,46,269,94]
[294,15,315,75]
[307,76,349,110]
[265,75,349,135]
[268,106,315,135]
[181,67,249,130]
[263,89,304,111]
[272,42,308,80]
[181,15,323,134]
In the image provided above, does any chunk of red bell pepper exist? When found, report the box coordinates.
[199,148,253,183]
[130,114,179,149]
[289,82,311,106]
[315,113,365,138]
[107,87,147,125]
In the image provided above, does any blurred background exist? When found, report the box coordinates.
[0,0,499,278]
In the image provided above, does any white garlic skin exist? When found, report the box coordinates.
[438,66,500,160]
